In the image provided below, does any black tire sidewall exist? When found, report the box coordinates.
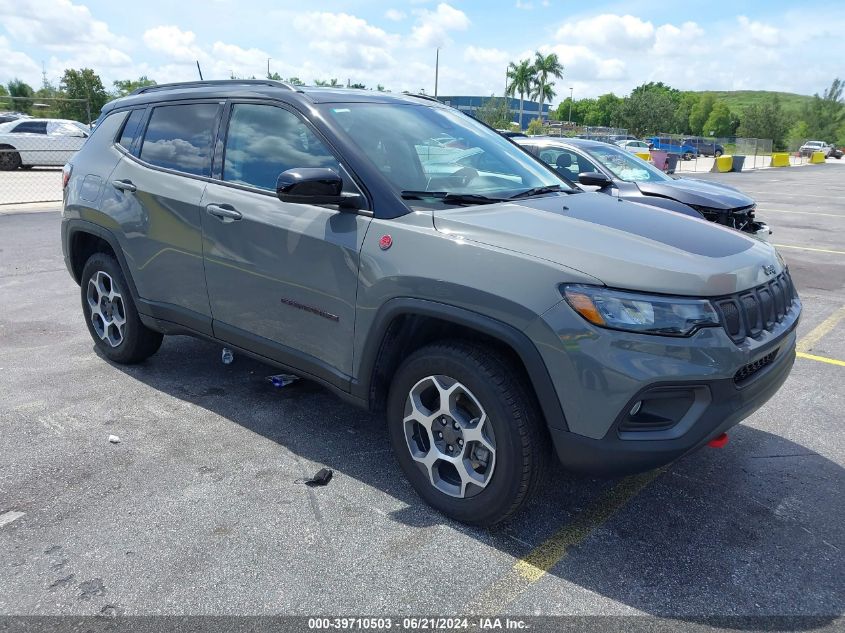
[387,344,535,525]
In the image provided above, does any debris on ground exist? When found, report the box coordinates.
[221,348,234,364]
[108,435,121,444]
[297,468,333,487]
[268,373,300,388]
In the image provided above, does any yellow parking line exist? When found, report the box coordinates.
[466,469,664,613]
[797,352,845,367]
[797,305,845,353]
[774,244,845,255]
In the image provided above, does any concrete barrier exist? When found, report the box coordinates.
[770,153,790,167]
[635,151,651,162]
[810,151,826,164]
[710,155,733,172]
[731,156,746,172]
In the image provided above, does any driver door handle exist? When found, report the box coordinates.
[111,179,136,193]
[206,204,242,222]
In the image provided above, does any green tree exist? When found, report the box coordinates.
[584,93,622,127]
[527,117,545,135]
[476,97,512,129]
[6,79,35,113]
[112,76,156,97]
[737,96,789,149]
[531,52,564,122]
[803,78,844,141]
[673,92,699,134]
[314,78,340,87]
[267,71,282,80]
[619,83,676,136]
[702,102,735,137]
[58,69,108,122]
[689,93,715,136]
[506,58,533,130]
[287,77,305,86]
[786,120,810,151]
[349,82,366,89]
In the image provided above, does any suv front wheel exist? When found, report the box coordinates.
[80,253,163,364]
[387,341,546,526]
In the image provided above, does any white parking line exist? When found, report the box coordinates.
[0,511,25,528]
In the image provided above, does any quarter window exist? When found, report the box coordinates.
[117,109,145,150]
[223,103,340,191]
[140,103,219,176]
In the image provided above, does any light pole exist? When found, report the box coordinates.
[434,47,440,98]
[568,87,573,123]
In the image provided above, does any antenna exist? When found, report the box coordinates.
[196,61,204,80]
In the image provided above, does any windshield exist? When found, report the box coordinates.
[584,144,671,183]
[323,103,570,205]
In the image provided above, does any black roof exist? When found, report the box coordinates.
[102,79,440,114]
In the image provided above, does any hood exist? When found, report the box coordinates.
[636,177,755,210]
[432,193,781,296]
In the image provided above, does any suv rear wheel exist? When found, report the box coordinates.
[80,253,163,364]
[387,341,546,526]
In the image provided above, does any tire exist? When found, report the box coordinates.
[682,152,693,161]
[0,146,21,171]
[387,340,547,526]
[80,252,163,364]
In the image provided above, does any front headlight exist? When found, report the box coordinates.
[562,285,720,336]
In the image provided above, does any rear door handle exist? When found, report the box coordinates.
[206,203,242,222]
[112,179,136,193]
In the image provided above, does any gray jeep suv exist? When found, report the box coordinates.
[61,80,801,525]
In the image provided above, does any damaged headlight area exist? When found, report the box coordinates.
[562,285,721,336]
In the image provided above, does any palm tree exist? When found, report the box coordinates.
[531,52,564,122]
[506,59,533,131]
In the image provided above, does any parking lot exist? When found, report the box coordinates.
[0,165,843,629]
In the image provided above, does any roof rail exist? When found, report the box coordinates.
[129,79,302,96]
[408,93,442,103]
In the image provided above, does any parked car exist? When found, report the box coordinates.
[682,137,725,157]
[799,141,832,157]
[517,137,770,238]
[616,139,651,153]
[0,111,29,124]
[62,80,799,526]
[496,129,527,138]
[829,146,843,159]
[0,118,90,170]
[648,136,699,160]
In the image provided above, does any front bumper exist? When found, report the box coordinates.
[548,343,795,476]
[525,291,800,476]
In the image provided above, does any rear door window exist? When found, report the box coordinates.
[140,103,220,176]
[12,120,48,134]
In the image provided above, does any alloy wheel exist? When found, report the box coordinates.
[402,375,496,498]
[86,270,127,347]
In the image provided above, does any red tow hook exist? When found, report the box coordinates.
[707,433,729,448]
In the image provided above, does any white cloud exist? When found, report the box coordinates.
[0,35,40,81]
[291,12,398,70]
[0,0,128,50]
[556,14,655,50]
[546,44,627,81]
[410,3,470,48]
[464,46,510,66]
[653,22,705,56]
[143,26,204,63]
[515,0,534,9]
[735,16,781,47]
[385,9,406,21]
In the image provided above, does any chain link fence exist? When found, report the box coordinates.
[0,96,92,205]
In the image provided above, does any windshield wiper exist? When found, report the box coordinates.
[400,191,507,205]
[507,184,572,199]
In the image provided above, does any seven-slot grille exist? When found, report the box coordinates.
[714,270,797,342]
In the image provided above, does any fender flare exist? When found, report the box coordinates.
[352,297,569,431]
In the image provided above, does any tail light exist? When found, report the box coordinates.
[62,164,72,190]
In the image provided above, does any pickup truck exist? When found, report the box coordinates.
[648,136,699,160]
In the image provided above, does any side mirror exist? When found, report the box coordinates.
[578,171,612,188]
[276,168,363,209]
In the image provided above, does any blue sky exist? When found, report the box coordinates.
[1,0,843,103]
